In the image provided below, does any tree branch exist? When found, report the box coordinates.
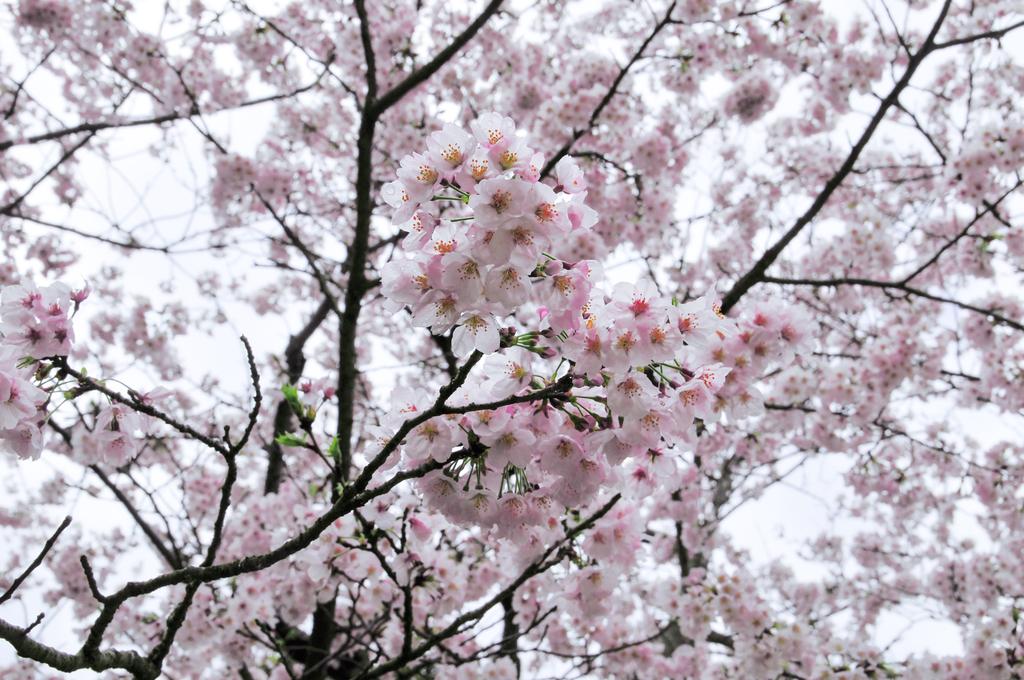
[0,516,72,605]
[719,0,954,313]
[540,1,678,178]
[370,0,505,118]
[761,275,1024,332]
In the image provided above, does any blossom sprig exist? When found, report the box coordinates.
[379,115,811,538]
[0,281,164,464]
[381,112,596,359]
[0,281,80,459]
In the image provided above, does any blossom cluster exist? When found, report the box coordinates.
[69,402,150,468]
[379,115,810,540]
[0,281,80,459]
[0,280,77,357]
[381,112,595,358]
[951,120,1024,202]
[722,71,777,123]
[0,349,45,458]
[16,0,74,32]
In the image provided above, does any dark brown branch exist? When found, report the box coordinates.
[0,72,328,152]
[3,47,57,119]
[62,361,568,673]
[0,516,72,605]
[231,335,264,455]
[233,2,356,102]
[334,0,505,489]
[0,618,157,678]
[499,592,521,674]
[353,494,622,680]
[146,338,259,668]
[719,0,954,314]
[79,556,106,604]
[56,359,231,456]
[429,333,459,378]
[11,213,208,254]
[0,132,96,216]
[354,0,378,104]
[370,0,505,118]
[901,179,1023,284]
[258,195,345,322]
[80,338,261,671]
[50,423,185,570]
[892,98,947,163]
[931,18,1024,50]
[265,298,333,493]
[540,1,678,178]
[760,275,1024,332]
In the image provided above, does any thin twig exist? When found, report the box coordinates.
[0,516,72,605]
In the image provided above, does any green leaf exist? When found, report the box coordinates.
[327,436,340,460]
[281,384,304,416]
[16,356,37,369]
[275,432,307,447]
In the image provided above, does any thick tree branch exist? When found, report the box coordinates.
[56,359,231,456]
[47,363,569,680]
[719,0,954,313]
[931,18,1024,50]
[0,618,157,678]
[370,0,505,118]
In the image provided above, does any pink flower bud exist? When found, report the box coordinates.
[408,516,432,542]
[71,285,91,304]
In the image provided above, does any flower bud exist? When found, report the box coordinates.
[71,285,91,304]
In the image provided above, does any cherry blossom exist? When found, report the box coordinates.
[1,1,1024,679]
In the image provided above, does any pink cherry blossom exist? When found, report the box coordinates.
[2,2,1023,679]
